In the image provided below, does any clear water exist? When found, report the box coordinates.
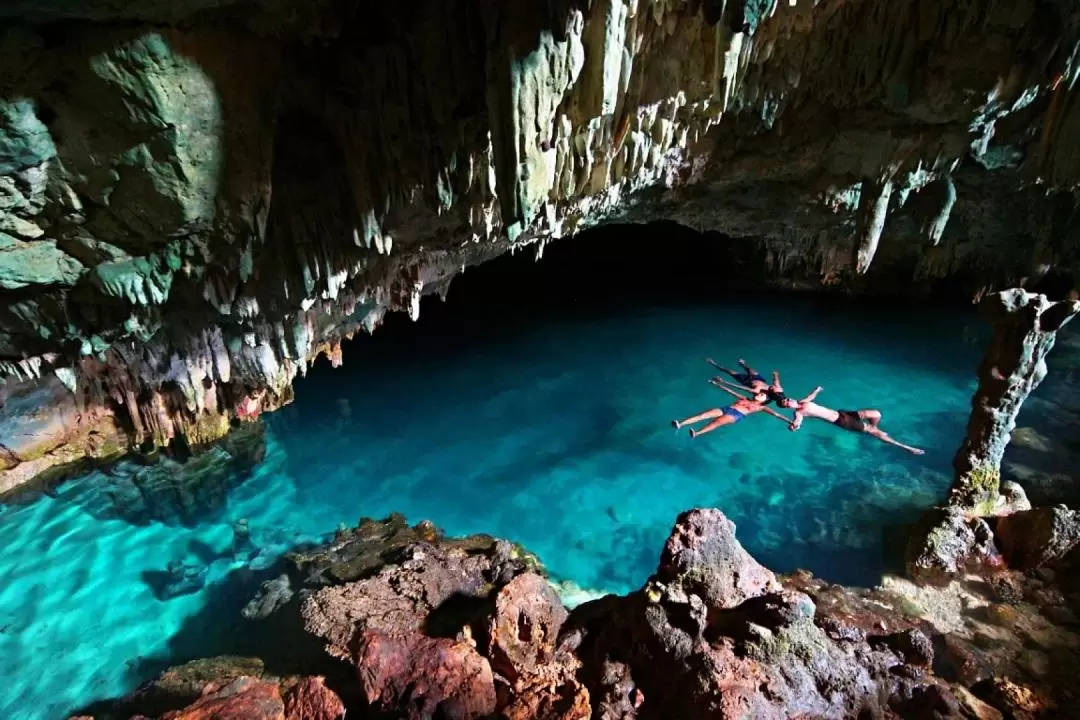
[0,245,989,719]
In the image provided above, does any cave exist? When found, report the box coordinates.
[3,1,1080,718]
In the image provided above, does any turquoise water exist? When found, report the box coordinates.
[0,242,987,719]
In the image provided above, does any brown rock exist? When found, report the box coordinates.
[657,508,778,609]
[996,505,1080,570]
[161,677,284,720]
[282,676,345,720]
[487,572,568,681]
[952,685,1004,720]
[354,631,497,720]
[500,677,590,720]
[123,656,266,717]
[300,541,493,660]
[972,677,1055,719]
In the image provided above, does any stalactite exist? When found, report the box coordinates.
[921,173,956,246]
[851,179,893,275]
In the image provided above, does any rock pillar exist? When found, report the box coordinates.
[952,289,1080,514]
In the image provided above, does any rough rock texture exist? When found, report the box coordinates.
[297,517,571,719]
[996,504,1080,569]
[905,507,1003,586]
[77,658,345,720]
[75,507,1080,719]
[4,1,1080,489]
[952,289,1080,515]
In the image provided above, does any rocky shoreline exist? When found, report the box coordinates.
[69,509,1079,720]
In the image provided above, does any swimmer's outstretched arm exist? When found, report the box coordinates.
[801,386,823,403]
[772,370,782,389]
[789,410,803,431]
[738,358,756,374]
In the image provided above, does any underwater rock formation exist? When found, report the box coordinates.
[4,1,1080,488]
[953,289,1080,515]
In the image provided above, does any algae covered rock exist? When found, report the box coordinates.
[905,507,1001,585]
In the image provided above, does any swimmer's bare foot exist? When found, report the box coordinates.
[689,428,698,439]
[910,448,925,455]
[672,420,681,430]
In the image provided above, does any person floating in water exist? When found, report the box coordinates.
[673,381,792,438]
[782,386,925,455]
[707,358,789,405]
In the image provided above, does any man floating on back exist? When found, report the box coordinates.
[782,386,925,455]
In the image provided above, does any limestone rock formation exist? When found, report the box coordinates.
[905,506,1003,586]
[3,1,1080,489]
[996,504,1080,570]
[952,289,1080,515]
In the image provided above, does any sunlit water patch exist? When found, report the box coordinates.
[0,294,985,719]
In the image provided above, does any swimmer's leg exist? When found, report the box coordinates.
[707,358,740,379]
[690,413,738,438]
[865,425,924,455]
[673,408,724,430]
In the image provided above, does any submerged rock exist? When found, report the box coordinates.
[94,421,266,526]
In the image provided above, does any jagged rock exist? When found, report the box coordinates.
[905,507,1002,586]
[971,677,1056,719]
[280,677,345,720]
[300,538,504,661]
[242,574,294,620]
[952,290,1080,515]
[486,573,589,720]
[0,98,55,174]
[656,507,779,609]
[159,677,283,720]
[487,573,568,681]
[996,505,1080,570]
[571,509,953,719]
[355,633,497,720]
[78,661,345,720]
[0,239,83,289]
[120,656,267,718]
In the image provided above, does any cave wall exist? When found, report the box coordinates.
[3,0,1080,490]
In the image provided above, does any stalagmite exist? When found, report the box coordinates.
[952,289,1080,514]
[852,179,893,275]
